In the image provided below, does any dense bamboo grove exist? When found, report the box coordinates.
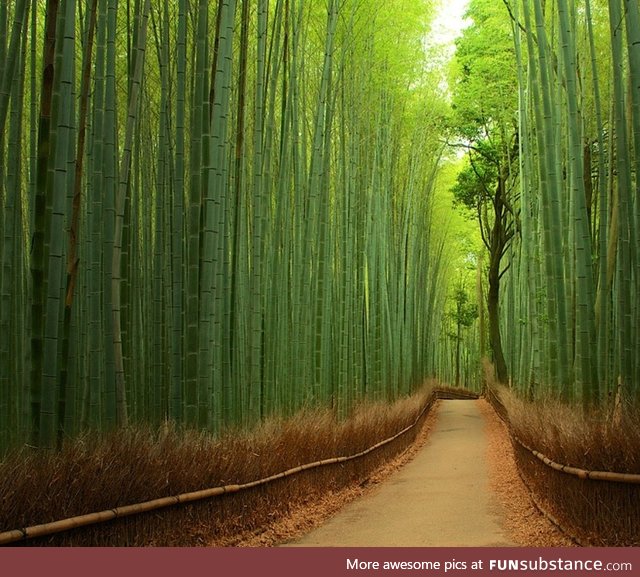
[447,0,640,410]
[2,0,639,457]
[502,0,640,406]
[0,0,452,453]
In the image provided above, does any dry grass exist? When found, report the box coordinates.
[488,382,640,546]
[480,400,574,547]
[0,383,435,546]
[224,400,444,547]
[499,388,640,474]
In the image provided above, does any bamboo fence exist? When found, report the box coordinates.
[484,385,640,546]
[0,387,476,545]
[484,386,640,484]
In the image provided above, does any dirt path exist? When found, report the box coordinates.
[284,400,515,547]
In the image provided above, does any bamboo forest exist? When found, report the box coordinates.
[1,0,640,549]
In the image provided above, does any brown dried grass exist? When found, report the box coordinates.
[0,383,434,546]
[489,382,640,546]
[226,399,444,547]
[480,399,573,547]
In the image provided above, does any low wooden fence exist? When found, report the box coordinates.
[1,386,480,546]
[485,386,640,546]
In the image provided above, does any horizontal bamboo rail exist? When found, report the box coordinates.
[1,387,476,545]
[509,445,588,547]
[514,436,640,484]
[485,386,640,484]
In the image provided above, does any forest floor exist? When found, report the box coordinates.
[223,399,574,547]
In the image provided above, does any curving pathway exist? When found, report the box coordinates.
[284,400,515,547]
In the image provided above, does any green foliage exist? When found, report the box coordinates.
[449,0,517,139]
[447,286,478,334]
[451,143,499,212]
[447,0,519,384]
[0,0,453,453]
[4,0,635,455]
[448,0,519,224]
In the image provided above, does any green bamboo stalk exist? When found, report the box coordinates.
[512,2,537,392]
[305,0,338,398]
[585,0,610,393]
[204,0,236,428]
[0,3,28,454]
[524,0,570,392]
[608,0,633,394]
[30,0,60,447]
[169,0,186,423]
[230,0,250,425]
[184,0,208,427]
[150,2,170,424]
[22,0,38,443]
[623,0,640,393]
[290,0,308,409]
[0,0,28,139]
[84,0,108,430]
[556,0,598,404]
[101,0,118,427]
[40,0,77,449]
[61,0,97,442]
[250,0,268,421]
[112,0,151,428]
[259,0,286,416]
[0,1,5,84]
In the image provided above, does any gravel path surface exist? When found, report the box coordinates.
[284,400,515,547]
[223,398,571,547]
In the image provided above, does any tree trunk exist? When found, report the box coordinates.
[488,248,508,383]
[488,177,508,384]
